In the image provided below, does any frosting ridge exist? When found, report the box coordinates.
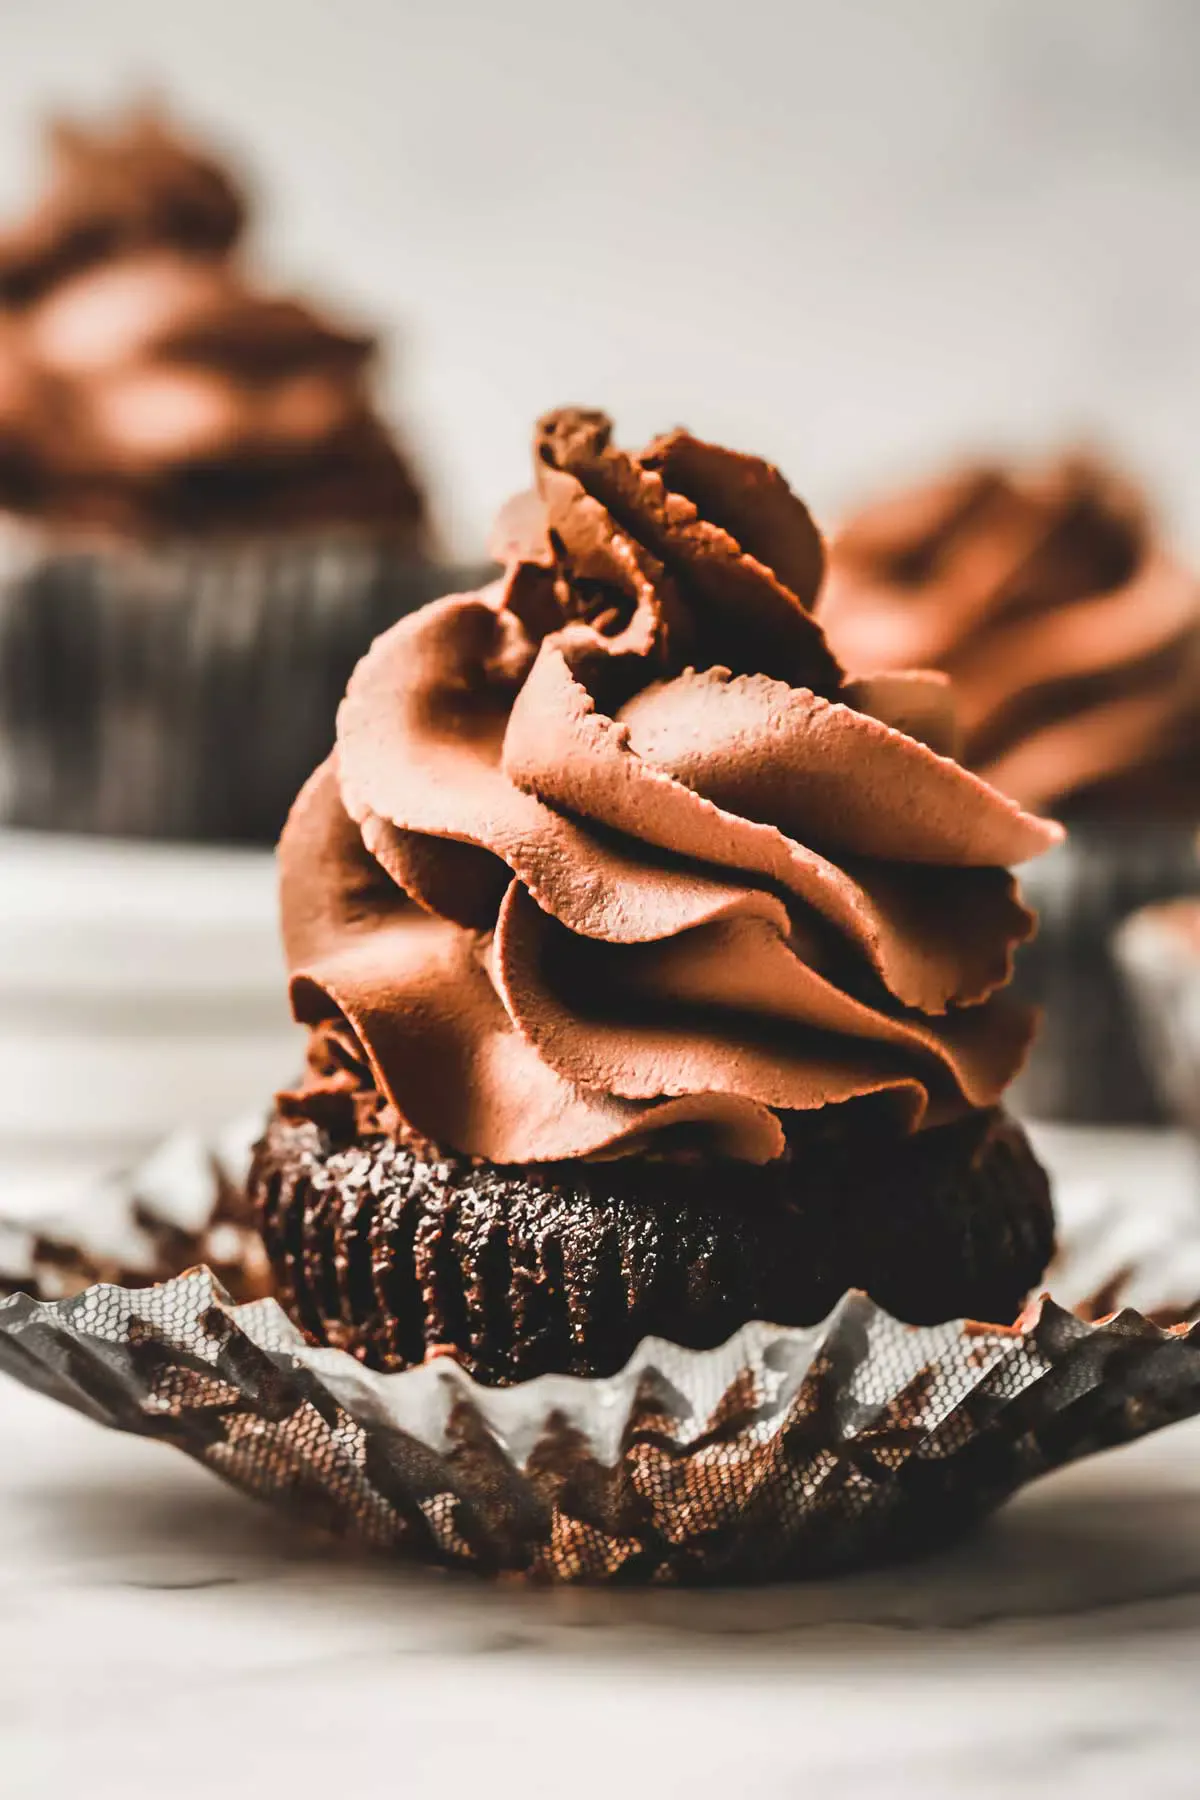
[281,409,1061,1166]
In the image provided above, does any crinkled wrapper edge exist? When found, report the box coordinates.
[2,1255,1199,1585]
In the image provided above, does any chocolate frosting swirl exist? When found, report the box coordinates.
[0,109,244,307]
[819,455,1200,815]
[0,108,426,537]
[280,409,1060,1166]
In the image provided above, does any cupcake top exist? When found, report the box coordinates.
[0,107,426,539]
[0,109,245,306]
[279,409,1060,1166]
[817,455,1200,816]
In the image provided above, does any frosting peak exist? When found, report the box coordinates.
[494,406,837,691]
[819,454,1200,814]
[282,411,1060,1166]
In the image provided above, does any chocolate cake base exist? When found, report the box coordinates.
[251,1105,1055,1386]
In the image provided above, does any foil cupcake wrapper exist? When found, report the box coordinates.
[0,531,496,843]
[4,1269,1200,1584]
[1012,822,1200,1125]
[3,1120,1200,1583]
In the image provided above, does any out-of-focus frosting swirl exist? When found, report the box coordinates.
[819,455,1200,815]
[0,108,245,306]
[0,108,426,537]
[280,409,1060,1166]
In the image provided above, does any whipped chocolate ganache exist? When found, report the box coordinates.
[281,409,1059,1162]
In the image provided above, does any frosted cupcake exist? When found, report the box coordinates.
[250,408,1061,1385]
[818,453,1200,1121]
[0,106,453,843]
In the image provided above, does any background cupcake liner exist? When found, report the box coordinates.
[1011,821,1200,1125]
[0,1115,272,1305]
[3,1119,1200,1584]
[1114,905,1200,1138]
[0,532,495,843]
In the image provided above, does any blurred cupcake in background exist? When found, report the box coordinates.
[817,453,1200,1124]
[1115,891,1200,1140]
[0,105,477,843]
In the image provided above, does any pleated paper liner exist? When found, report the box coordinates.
[2,1122,1200,1585]
[0,527,496,843]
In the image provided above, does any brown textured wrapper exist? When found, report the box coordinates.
[2,1121,1200,1585]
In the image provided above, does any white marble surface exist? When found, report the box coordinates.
[0,1126,1199,1798]
[4,832,1200,1794]
[0,830,298,1206]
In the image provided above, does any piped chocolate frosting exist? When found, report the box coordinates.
[280,410,1061,1166]
[0,106,426,537]
[819,455,1200,815]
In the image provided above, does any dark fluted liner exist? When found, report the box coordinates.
[252,1108,1055,1386]
[0,538,497,843]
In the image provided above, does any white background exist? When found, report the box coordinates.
[2,0,1197,556]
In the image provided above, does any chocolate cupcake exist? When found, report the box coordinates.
[817,454,1200,1122]
[0,106,469,843]
[249,407,1061,1386]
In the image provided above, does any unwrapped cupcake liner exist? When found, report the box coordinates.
[0,531,496,843]
[3,1120,1200,1583]
[1011,821,1200,1125]
[1114,902,1200,1138]
[0,1115,272,1306]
